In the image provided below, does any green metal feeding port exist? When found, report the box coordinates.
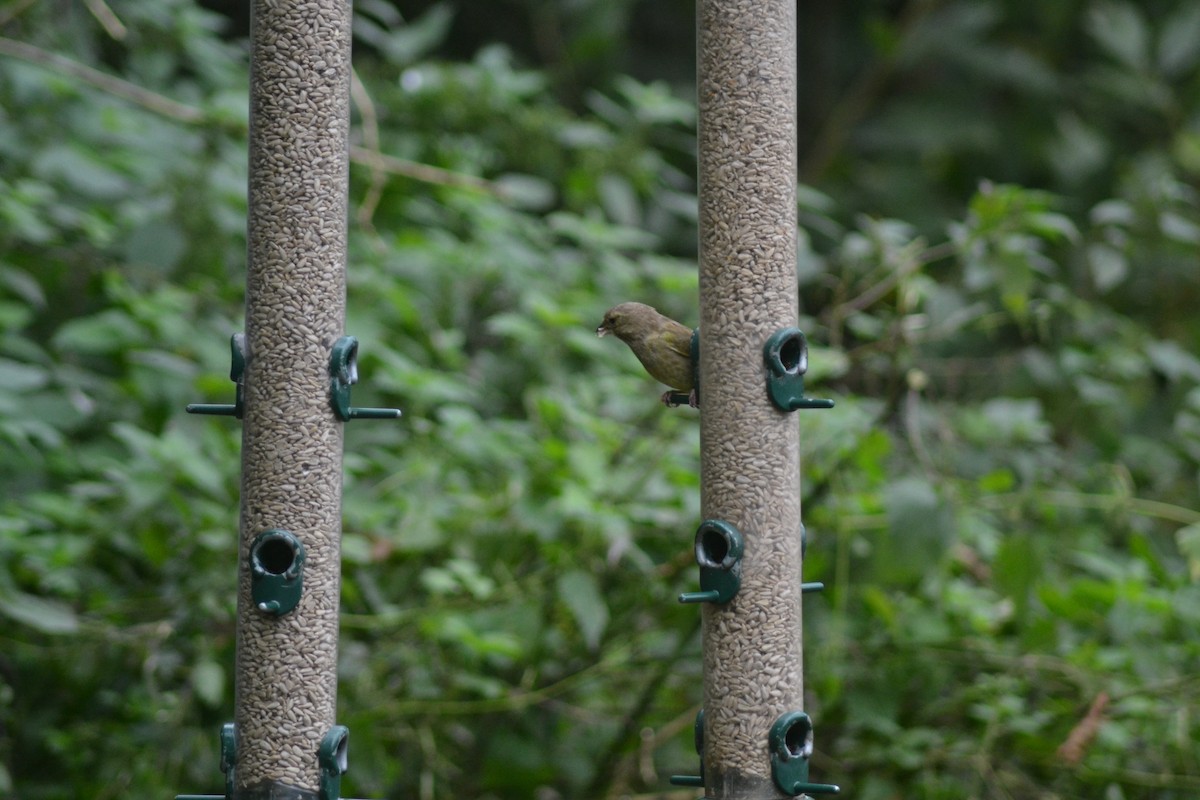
[249,529,306,616]
[329,336,402,421]
[768,711,840,796]
[679,519,745,604]
[668,708,705,787]
[762,328,834,412]
[185,333,247,418]
[319,725,350,800]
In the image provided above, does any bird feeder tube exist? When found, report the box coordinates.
[233,0,352,794]
[695,0,836,796]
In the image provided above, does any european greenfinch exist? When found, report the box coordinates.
[597,302,697,407]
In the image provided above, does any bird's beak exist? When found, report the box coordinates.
[596,324,610,338]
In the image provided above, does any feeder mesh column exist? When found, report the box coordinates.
[235,0,351,793]
[697,0,802,797]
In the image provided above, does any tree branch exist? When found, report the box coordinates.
[0,35,204,123]
[0,36,500,194]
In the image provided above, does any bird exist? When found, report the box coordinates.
[596,302,697,407]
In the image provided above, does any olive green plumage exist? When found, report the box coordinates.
[596,302,697,406]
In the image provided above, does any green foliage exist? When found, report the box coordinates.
[1,1,1199,799]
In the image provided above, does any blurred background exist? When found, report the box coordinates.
[1,1,1199,798]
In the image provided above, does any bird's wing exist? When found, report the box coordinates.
[660,321,694,359]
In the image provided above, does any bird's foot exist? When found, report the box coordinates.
[661,390,699,408]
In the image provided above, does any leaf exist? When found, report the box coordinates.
[494,173,556,211]
[993,534,1041,608]
[0,180,56,243]
[52,309,143,355]
[598,173,640,227]
[804,345,850,382]
[1176,523,1200,581]
[872,478,954,585]
[0,589,79,634]
[1159,211,1200,244]
[1086,242,1127,292]
[1146,340,1200,382]
[122,221,187,270]
[0,265,46,307]
[1027,210,1079,242]
[31,144,131,200]
[421,558,495,599]
[978,468,1015,493]
[861,586,898,630]
[1049,114,1110,182]
[959,397,1051,446]
[190,659,226,707]
[353,2,454,66]
[556,569,608,650]
[1090,198,1135,227]
[1086,1,1150,70]
[1157,3,1200,76]
[0,358,49,392]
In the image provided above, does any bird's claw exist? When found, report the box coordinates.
[661,389,700,409]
